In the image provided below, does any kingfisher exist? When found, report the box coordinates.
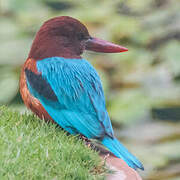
[20,16,144,170]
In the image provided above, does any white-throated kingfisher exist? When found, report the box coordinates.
[20,16,144,170]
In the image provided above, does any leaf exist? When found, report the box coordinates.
[0,67,19,104]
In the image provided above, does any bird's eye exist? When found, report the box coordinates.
[77,33,85,41]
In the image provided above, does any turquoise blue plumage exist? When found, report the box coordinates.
[26,57,144,170]
[21,16,144,171]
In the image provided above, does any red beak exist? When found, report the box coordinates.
[85,37,128,53]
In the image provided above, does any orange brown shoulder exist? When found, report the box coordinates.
[20,58,55,123]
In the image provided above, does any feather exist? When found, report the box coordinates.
[25,56,143,170]
[102,136,144,170]
[26,57,113,139]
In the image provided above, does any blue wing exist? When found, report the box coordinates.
[26,57,144,170]
[26,57,114,139]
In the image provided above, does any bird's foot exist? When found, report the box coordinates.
[79,134,90,143]
[78,134,98,150]
[103,153,110,161]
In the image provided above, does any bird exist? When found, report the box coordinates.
[20,16,144,170]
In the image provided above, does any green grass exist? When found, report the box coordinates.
[0,106,106,180]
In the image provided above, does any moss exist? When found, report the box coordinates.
[0,106,106,180]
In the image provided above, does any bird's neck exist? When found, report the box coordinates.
[28,33,82,60]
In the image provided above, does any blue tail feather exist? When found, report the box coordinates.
[102,136,144,170]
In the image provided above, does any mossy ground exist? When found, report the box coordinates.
[0,106,107,180]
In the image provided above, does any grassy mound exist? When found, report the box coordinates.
[0,106,106,180]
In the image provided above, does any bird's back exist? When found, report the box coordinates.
[21,57,114,139]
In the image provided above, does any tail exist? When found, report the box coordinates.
[102,136,144,170]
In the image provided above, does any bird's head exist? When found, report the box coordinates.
[28,16,128,60]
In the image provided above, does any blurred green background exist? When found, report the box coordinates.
[0,0,180,179]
